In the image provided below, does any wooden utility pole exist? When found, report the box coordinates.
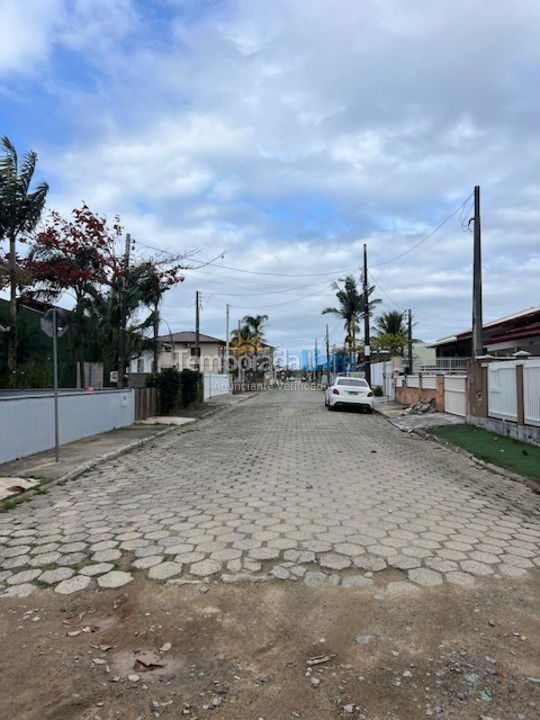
[194,290,200,372]
[325,324,330,385]
[314,338,318,377]
[117,232,131,388]
[363,243,371,385]
[407,309,413,374]
[225,303,230,376]
[472,185,483,357]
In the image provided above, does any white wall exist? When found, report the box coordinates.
[0,390,135,464]
[203,374,231,400]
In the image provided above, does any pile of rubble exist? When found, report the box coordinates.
[401,398,437,415]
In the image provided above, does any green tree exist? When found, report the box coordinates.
[0,137,48,384]
[375,310,407,336]
[374,311,408,356]
[242,314,269,340]
[322,276,367,355]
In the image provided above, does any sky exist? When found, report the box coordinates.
[1,0,540,359]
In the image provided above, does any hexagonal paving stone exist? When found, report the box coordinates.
[408,568,443,586]
[334,543,366,557]
[133,556,164,569]
[148,562,183,580]
[7,569,41,585]
[39,567,75,584]
[1,583,36,598]
[319,553,351,570]
[90,540,118,552]
[460,560,494,576]
[97,571,134,588]
[92,549,122,562]
[247,547,280,561]
[388,554,422,570]
[190,559,222,576]
[80,563,114,576]
[55,575,92,594]
[62,553,87,565]
[29,551,62,567]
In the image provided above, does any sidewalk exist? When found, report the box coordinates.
[0,393,256,498]
[374,397,464,432]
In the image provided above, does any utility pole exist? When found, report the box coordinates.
[314,338,318,378]
[472,185,483,357]
[407,309,413,374]
[117,232,131,388]
[225,303,230,377]
[325,324,330,385]
[237,319,242,383]
[194,290,200,372]
[363,243,371,385]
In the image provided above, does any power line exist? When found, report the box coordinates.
[136,196,471,279]
[370,194,473,269]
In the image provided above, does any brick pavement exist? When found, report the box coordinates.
[1,388,539,597]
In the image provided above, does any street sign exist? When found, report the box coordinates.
[41,308,70,338]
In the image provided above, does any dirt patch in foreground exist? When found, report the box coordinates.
[0,575,539,720]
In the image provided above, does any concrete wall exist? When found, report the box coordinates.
[0,389,135,464]
[395,375,445,411]
[468,415,540,448]
[203,374,231,401]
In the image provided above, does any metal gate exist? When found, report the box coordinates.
[444,375,467,416]
[488,362,517,421]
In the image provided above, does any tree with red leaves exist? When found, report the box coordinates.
[27,205,187,386]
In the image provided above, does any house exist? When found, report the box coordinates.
[129,331,226,374]
[430,307,540,359]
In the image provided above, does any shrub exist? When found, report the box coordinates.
[146,367,203,413]
[373,385,384,397]
[146,367,181,414]
[179,368,203,407]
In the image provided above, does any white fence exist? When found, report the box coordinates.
[370,360,393,397]
[444,375,467,416]
[422,375,438,390]
[0,389,135,465]
[523,359,540,426]
[203,373,231,401]
[487,362,517,422]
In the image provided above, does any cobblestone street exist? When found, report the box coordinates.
[1,388,539,597]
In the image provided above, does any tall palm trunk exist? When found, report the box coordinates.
[7,233,17,386]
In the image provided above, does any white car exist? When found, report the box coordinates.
[325,377,374,413]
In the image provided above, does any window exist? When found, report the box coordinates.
[190,347,201,357]
[137,358,144,373]
[337,378,368,388]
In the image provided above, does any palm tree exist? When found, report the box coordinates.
[374,310,408,356]
[375,310,406,336]
[242,314,268,342]
[322,276,364,356]
[0,137,48,383]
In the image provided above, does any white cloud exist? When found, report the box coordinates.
[4,0,540,353]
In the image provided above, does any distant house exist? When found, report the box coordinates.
[129,331,226,374]
[430,307,540,358]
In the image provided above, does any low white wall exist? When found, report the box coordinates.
[203,373,231,400]
[0,389,135,464]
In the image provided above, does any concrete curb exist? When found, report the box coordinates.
[0,393,258,511]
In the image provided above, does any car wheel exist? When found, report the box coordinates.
[366,406,373,414]
[327,403,334,411]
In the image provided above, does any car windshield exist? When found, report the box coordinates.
[336,378,368,388]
